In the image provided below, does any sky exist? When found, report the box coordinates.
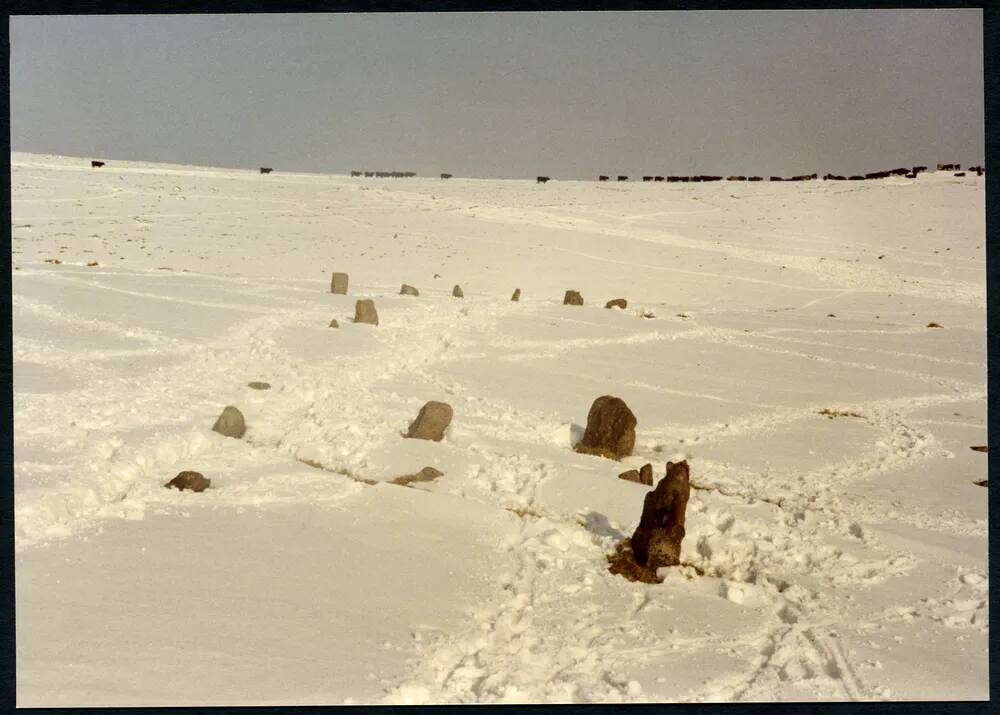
[10,11,984,180]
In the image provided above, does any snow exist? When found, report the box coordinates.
[12,152,987,704]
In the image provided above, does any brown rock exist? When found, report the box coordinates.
[400,284,419,296]
[247,381,270,390]
[605,298,627,310]
[618,469,641,483]
[927,322,943,328]
[564,290,584,306]
[630,460,691,570]
[330,272,349,294]
[452,285,464,298]
[574,395,636,460]
[329,319,339,328]
[639,463,654,485]
[164,471,211,492]
[354,299,379,325]
[971,445,988,453]
[511,288,521,302]
[392,467,444,486]
[405,401,453,441]
[212,406,246,438]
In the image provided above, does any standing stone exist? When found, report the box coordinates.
[511,288,521,302]
[630,461,690,570]
[400,284,419,296]
[212,406,246,438]
[606,298,628,310]
[330,272,349,294]
[329,319,339,328]
[574,395,636,460]
[354,299,379,326]
[164,471,211,492]
[564,290,584,306]
[452,284,464,298]
[405,401,453,441]
[639,463,654,485]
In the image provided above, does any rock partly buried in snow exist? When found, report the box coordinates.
[574,395,636,460]
[212,406,246,439]
[619,469,641,484]
[970,445,988,453]
[564,290,584,306]
[164,471,211,492]
[400,284,419,296]
[511,288,521,302]
[631,460,691,570]
[452,284,464,298]
[329,319,339,328]
[330,271,349,294]
[392,467,444,486]
[247,381,270,390]
[405,401,453,441]
[606,298,628,309]
[927,322,943,328]
[354,299,379,325]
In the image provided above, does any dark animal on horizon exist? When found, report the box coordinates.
[642,176,653,182]
[865,171,890,180]
[954,172,966,177]
[905,173,917,178]
[770,176,784,181]
[260,167,272,174]
[726,176,747,181]
[91,160,105,168]
[440,173,452,179]
[404,172,417,178]
[848,175,865,180]
[654,176,664,181]
[364,171,374,177]
[599,175,610,181]
[680,177,691,182]
[889,168,909,176]
[537,176,550,184]
[913,166,928,174]
[617,175,628,182]
[937,163,960,171]
[666,176,682,182]
[350,171,362,177]
[748,176,763,181]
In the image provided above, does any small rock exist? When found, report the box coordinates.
[405,401,453,441]
[640,310,656,319]
[574,395,636,460]
[927,322,943,328]
[564,290,584,306]
[330,272,349,294]
[631,460,691,570]
[970,445,988,453]
[973,479,988,487]
[452,284,464,298]
[392,467,444,486]
[247,381,270,390]
[511,288,521,302]
[86,261,99,267]
[400,284,419,296]
[639,463,654,485]
[354,299,379,325]
[164,471,211,492]
[618,469,642,484]
[827,313,836,318]
[605,298,627,310]
[212,406,246,438]
[329,319,339,328]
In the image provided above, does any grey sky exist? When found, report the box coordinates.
[11,11,984,179]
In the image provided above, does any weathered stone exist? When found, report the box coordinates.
[639,463,654,485]
[329,319,339,328]
[247,381,270,390]
[392,466,444,486]
[511,288,521,302]
[618,469,641,483]
[605,298,628,310]
[405,401,453,441]
[212,406,246,439]
[564,290,584,306]
[452,284,464,298]
[165,471,211,492]
[630,460,691,570]
[354,299,379,326]
[400,284,419,296]
[574,395,636,460]
[927,322,943,328]
[330,272,349,294]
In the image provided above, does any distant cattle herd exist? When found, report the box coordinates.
[87,160,984,182]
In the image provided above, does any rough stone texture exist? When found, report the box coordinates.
[329,319,339,328]
[405,401,453,441]
[574,395,636,460]
[212,406,246,439]
[618,469,642,484]
[605,298,628,310]
[392,466,444,486]
[452,284,464,298]
[354,299,379,326]
[165,471,211,492]
[564,290,584,306]
[400,284,419,296]
[511,288,521,302]
[247,381,271,390]
[630,461,691,570]
[330,272,349,294]
[639,463,654,485]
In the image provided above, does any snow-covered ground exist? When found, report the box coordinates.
[12,152,987,704]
